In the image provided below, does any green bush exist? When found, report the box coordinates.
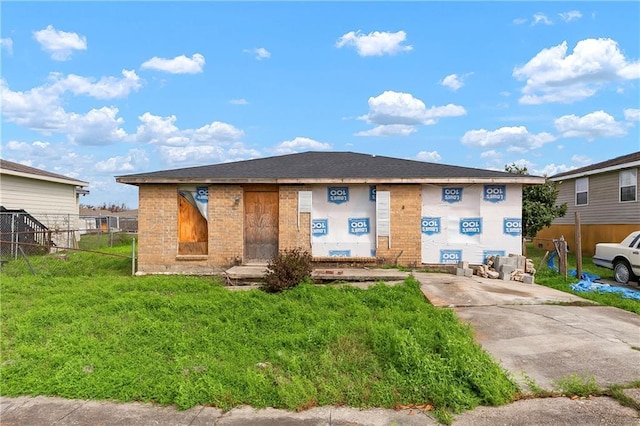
[262,248,312,293]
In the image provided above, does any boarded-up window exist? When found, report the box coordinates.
[178,187,208,255]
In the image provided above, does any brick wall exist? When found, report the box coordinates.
[279,185,312,252]
[137,183,425,273]
[375,184,422,267]
[138,184,180,273]
[209,185,244,266]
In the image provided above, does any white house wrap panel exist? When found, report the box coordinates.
[311,185,377,258]
[421,184,522,264]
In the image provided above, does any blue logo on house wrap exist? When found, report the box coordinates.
[503,218,522,236]
[348,217,370,235]
[370,249,377,257]
[483,250,506,261]
[369,185,376,202]
[311,219,328,236]
[460,217,483,236]
[483,185,506,203]
[329,250,351,257]
[328,187,349,204]
[440,249,462,264]
[421,217,441,235]
[195,186,208,203]
[442,187,462,203]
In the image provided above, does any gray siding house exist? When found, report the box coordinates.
[533,151,640,255]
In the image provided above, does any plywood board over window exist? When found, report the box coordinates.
[178,189,208,255]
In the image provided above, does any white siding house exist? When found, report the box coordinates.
[0,159,89,251]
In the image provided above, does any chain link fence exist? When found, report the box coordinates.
[1,211,137,277]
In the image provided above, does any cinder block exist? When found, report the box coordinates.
[464,268,473,277]
[516,255,526,270]
[500,265,515,275]
[499,270,511,280]
[487,270,500,279]
[456,268,466,276]
[493,255,503,269]
[522,274,535,284]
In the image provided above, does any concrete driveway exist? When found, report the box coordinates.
[415,272,640,391]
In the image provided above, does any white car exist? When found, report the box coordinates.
[593,231,640,284]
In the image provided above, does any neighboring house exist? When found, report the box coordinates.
[533,151,640,255]
[116,151,544,274]
[0,159,89,254]
[79,208,138,234]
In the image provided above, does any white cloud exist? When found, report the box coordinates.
[135,112,183,145]
[1,38,13,55]
[513,38,640,104]
[416,151,441,162]
[532,13,552,26]
[559,10,582,23]
[66,107,128,145]
[133,112,253,166]
[359,91,466,129]
[461,126,556,151]
[94,149,149,173]
[336,30,412,57]
[554,111,627,140]
[537,163,573,177]
[243,47,271,60]
[55,69,142,99]
[624,108,640,122]
[513,18,527,25]
[354,124,417,137]
[273,137,332,154]
[229,98,248,105]
[440,74,464,91]
[571,154,591,166]
[480,150,502,159]
[33,25,87,61]
[141,53,205,74]
[189,121,245,143]
[1,71,140,142]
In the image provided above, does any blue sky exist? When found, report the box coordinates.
[1,1,639,209]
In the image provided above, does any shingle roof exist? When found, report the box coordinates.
[0,159,89,186]
[550,151,640,180]
[116,151,544,185]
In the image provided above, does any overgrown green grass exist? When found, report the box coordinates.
[0,250,517,422]
[526,244,640,315]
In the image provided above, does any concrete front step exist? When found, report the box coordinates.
[224,266,410,282]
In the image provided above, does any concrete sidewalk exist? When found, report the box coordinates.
[2,394,639,425]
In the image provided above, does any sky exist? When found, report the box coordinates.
[1,1,639,209]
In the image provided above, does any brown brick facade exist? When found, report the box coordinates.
[137,183,424,274]
[375,184,422,267]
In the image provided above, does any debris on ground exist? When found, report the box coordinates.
[465,254,536,283]
[570,276,640,301]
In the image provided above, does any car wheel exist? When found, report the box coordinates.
[613,260,631,284]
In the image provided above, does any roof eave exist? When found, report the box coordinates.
[2,169,89,187]
[550,160,640,181]
[116,176,546,185]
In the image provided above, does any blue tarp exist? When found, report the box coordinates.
[570,276,640,301]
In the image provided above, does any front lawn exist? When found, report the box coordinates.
[0,250,517,423]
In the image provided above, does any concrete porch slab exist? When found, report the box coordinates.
[224,266,410,282]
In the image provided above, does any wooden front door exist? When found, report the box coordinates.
[244,191,279,263]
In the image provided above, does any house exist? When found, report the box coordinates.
[0,159,89,254]
[116,151,544,274]
[79,208,138,234]
[533,151,640,255]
